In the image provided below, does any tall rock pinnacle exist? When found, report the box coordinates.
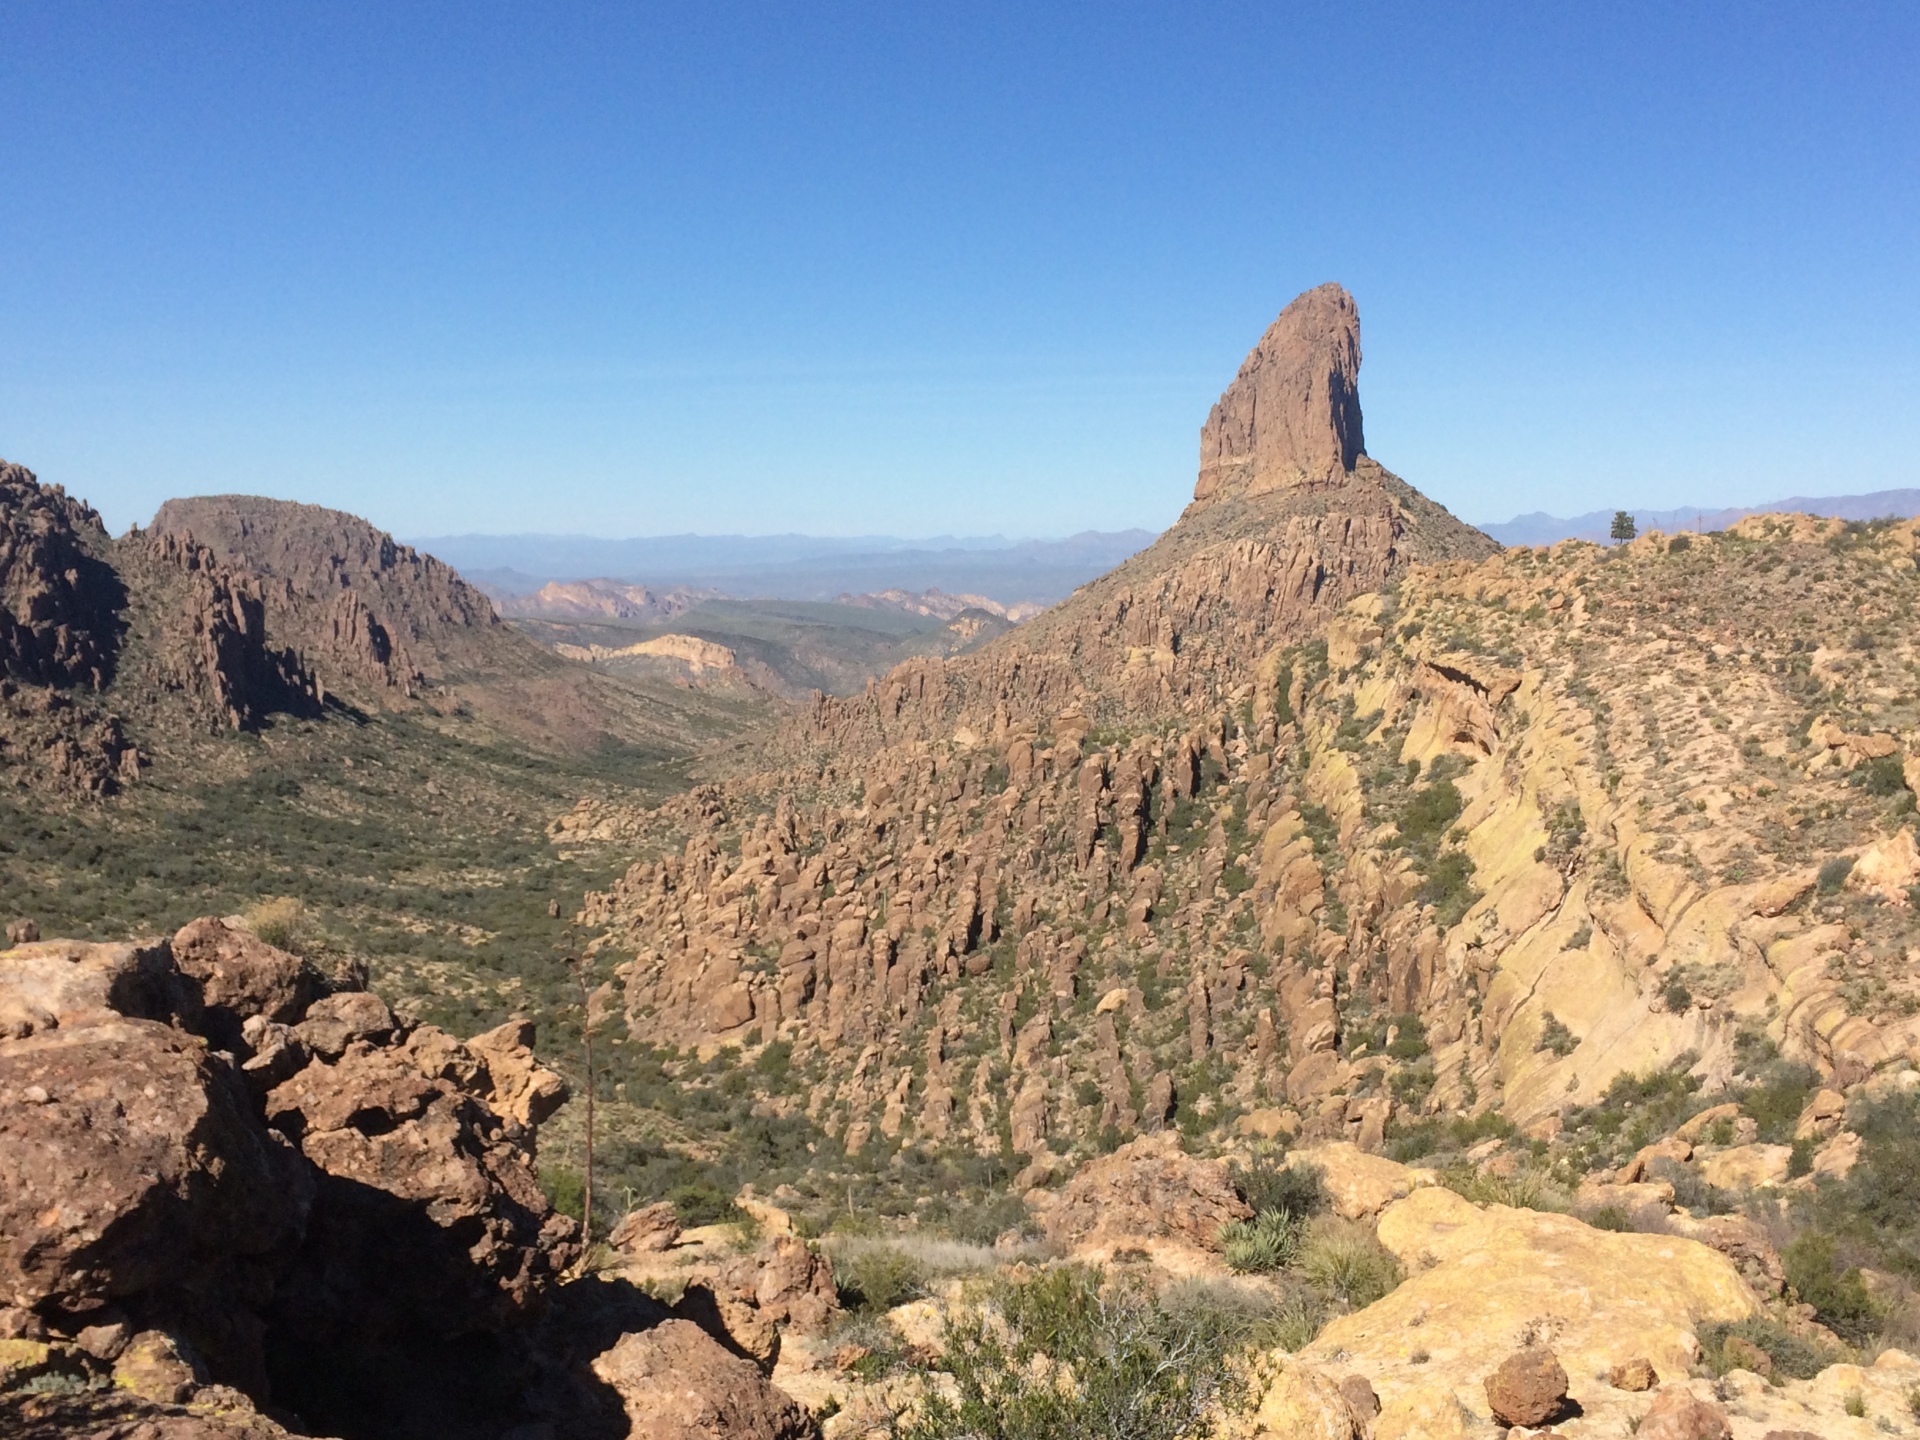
[1192,282,1365,506]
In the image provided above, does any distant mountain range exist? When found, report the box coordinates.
[408,529,1159,608]
[1481,489,1920,546]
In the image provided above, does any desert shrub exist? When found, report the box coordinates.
[245,895,324,954]
[1418,850,1482,927]
[1442,1167,1569,1213]
[1785,1232,1884,1343]
[1856,754,1908,797]
[1818,856,1856,894]
[1646,1157,1734,1216]
[1399,780,1464,845]
[1698,1316,1838,1380]
[832,1243,929,1315]
[929,1190,1034,1246]
[1536,1011,1578,1057]
[1383,1109,1514,1163]
[1802,1092,1920,1293]
[1582,1204,1633,1232]
[1739,1061,1818,1143]
[899,1266,1251,1440]
[1232,1157,1328,1223]
[665,1180,738,1227]
[1295,1220,1403,1311]
[1789,1136,1817,1179]
[1219,1208,1302,1274]
[540,1164,585,1221]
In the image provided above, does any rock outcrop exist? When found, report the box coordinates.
[0,918,823,1440]
[1193,282,1366,506]
[779,285,1494,757]
[1040,1132,1251,1260]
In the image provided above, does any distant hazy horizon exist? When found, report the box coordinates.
[5,6,1915,540]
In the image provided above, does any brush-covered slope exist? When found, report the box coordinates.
[560,512,1920,1213]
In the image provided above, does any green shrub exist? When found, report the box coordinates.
[1583,1204,1633,1232]
[665,1180,738,1227]
[1419,850,1482,928]
[1740,1062,1817,1143]
[1536,1011,1578,1057]
[1295,1221,1403,1311]
[1818,856,1856,894]
[898,1266,1251,1440]
[1400,780,1465,845]
[1232,1158,1328,1222]
[1785,1232,1883,1343]
[1856,755,1907,797]
[1698,1316,1838,1380]
[1219,1209,1302,1274]
[833,1243,929,1314]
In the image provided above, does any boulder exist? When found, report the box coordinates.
[1302,1187,1759,1424]
[0,1016,307,1315]
[1291,1141,1438,1220]
[1484,1345,1568,1427]
[466,1018,569,1129]
[1636,1387,1732,1440]
[588,1318,818,1439]
[1697,1143,1792,1191]
[1245,1364,1360,1439]
[293,990,394,1059]
[168,917,323,1050]
[1043,1133,1251,1256]
[610,1201,683,1254]
[1609,1356,1658,1390]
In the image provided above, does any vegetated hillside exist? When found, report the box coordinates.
[511,595,1015,701]
[2,466,777,1039]
[554,512,1920,1205]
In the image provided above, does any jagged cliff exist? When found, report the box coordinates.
[562,294,1920,1191]
[0,468,710,796]
[783,285,1495,758]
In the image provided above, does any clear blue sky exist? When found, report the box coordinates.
[2,3,1915,539]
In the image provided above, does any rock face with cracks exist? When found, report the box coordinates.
[0,918,819,1440]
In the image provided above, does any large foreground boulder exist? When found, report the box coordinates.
[0,920,780,1440]
[589,1319,818,1440]
[1041,1133,1252,1259]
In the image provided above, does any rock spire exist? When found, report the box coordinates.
[1192,282,1365,507]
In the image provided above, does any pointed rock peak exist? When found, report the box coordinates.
[1192,282,1365,508]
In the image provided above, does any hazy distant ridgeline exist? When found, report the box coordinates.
[1483,487,1920,546]
[409,528,1158,607]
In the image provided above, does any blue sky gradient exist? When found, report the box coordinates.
[2,3,1915,538]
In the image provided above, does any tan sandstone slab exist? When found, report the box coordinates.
[1299,1186,1759,1427]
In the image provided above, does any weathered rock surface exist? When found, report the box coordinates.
[588,1319,819,1440]
[1300,1186,1758,1427]
[0,922,817,1440]
[1193,282,1366,506]
[1040,1133,1251,1258]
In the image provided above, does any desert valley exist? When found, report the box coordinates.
[8,285,1920,1440]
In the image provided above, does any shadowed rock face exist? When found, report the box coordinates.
[1193,282,1366,507]
[150,494,503,697]
[0,920,822,1440]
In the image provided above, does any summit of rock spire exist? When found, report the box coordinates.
[1192,282,1365,507]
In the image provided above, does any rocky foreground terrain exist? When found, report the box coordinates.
[9,283,1920,1438]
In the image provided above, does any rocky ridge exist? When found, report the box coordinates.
[781,284,1494,759]
[0,920,824,1440]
